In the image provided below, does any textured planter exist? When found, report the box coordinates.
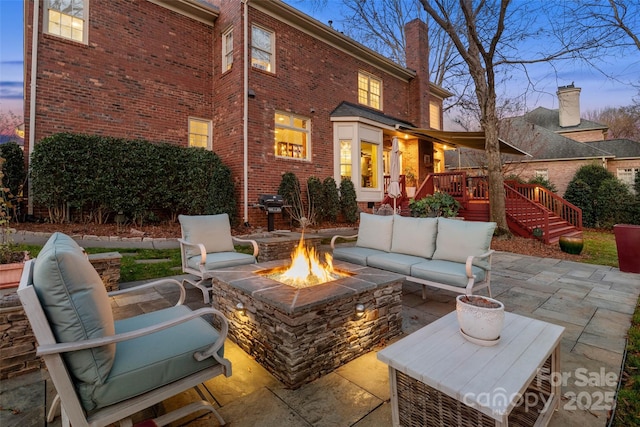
[0,262,25,290]
[456,295,505,342]
[614,224,640,273]
[559,235,584,255]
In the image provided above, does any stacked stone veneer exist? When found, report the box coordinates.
[251,232,323,262]
[210,260,404,389]
[0,253,122,380]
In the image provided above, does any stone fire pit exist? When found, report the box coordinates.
[209,259,404,389]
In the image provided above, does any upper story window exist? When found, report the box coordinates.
[275,112,310,160]
[534,169,549,181]
[429,100,441,130]
[45,0,88,44]
[222,28,233,72]
[189,118,212,150]
[358,72,382,110]
[618,168,638,192]
[251,25,274,73]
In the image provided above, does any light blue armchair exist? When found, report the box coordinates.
[178,214,258,304]
[17,232,232,426]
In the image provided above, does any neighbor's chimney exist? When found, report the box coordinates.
[557,84,581,128]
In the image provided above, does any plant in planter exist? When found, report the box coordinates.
[409,192,461,218]
[456,294,505,345]
[403,167,417,197]
[0,159,29,289]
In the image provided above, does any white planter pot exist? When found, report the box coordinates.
[456,295,505,343]
[406,187,416,198]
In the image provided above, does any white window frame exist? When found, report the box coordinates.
[274,112,311,161]
[617,167,639,191]
[222,27,233,72]
[534,169,549,181]
[251,25,275,73]
[429,100,441,130]
[45,0,89,44]
[358,71,382,110]
[188,118,212,150]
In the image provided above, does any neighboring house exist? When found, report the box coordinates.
[447,84,640,195]
[24,0,465,228]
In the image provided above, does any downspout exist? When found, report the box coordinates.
[242,0,249,225]
[27,0,40,216]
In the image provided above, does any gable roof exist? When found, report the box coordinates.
[523,107,608,133]
[587,139,640,158]
[501,116,614,161]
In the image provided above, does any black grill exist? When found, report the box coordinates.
[257,194,285,231]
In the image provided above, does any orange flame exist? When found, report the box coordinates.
[279,235,336,287]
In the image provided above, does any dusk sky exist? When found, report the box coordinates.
[1,0,637,124]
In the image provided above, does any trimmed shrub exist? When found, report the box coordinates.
[595,178,634,227]
[339,178,358,224]
[0,142,25,197]
[322,177,340,223]
[307,176,324,220]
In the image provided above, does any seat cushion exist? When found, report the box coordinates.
[32,232,115,386]
[332,246,387,266]
[367,252,425,275]
[356,213,394,252]
[432,218,496,268]
[390,216,438,258]
[410,259,487,288]
[77,305,223,411]
[179,214,235,257]
[187,251,256,271]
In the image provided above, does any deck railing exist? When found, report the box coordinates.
[507,182,582,229]
[504,185,551,243]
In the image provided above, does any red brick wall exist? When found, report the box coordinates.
[24,0,214,150]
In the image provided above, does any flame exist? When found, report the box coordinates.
[278,235,337,287]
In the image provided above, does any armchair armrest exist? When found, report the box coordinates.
[464,250,495,277]
[232,236,259,257]
[36,307,229,361]
[330,234,358,249]
[107,278,186,306]
[178,238,207,265]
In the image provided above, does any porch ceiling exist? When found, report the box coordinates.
[396,126,531,156]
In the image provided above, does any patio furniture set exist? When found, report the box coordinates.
[16,212,563,426]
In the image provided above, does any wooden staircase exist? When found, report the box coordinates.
[381,172,582,245]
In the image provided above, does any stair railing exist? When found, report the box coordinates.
[510,183,582,229]
[504,184,551,244]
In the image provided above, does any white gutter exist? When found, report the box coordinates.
[27,0,40,216]
[242,0,249,224]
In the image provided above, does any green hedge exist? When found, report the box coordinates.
[30,133,236,225]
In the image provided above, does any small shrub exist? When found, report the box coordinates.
[339,178,358,224]
[307,176,324,220]
[322,177,340,223]
[409,192,461,218]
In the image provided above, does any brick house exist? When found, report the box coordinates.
[448,85,640,196]
[24,0,459,228]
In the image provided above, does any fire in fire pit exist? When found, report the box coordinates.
[260,235,350,288]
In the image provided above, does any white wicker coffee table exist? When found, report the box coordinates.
[377,311,564,427]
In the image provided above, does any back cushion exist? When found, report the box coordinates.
[179,214,235,257]
[33,232,115,385]
[391,216,438,258]
[432,218,497,268]
[356,213,394,252]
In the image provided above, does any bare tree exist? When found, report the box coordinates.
[584,105,640,141]
[415,0,603,234]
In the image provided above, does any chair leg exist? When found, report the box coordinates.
[182,278,212,304]
[47,393,61,422]
[151,400,225,426]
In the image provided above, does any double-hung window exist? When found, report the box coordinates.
[188,118,212,150]
[358,72,382,110]
[429,100,441,130]
[275,112,310,160]
[251,25,274,72]
[45,0,88,44]
[222,28,233,71]
[618,168,639,192]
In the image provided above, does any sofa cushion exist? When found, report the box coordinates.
[410,259,487,288]
[367,252,425,275]
[432,218,496,268]
[179,214,235,258]
[356,213,394,252]
[78,305,222,411]
[390,216,438,258]
[332,246,387,266]
[32,232,115,386]
[187,251,257,271]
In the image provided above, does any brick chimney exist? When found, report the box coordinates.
[557,84,581,128]
[405,19,429,128]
